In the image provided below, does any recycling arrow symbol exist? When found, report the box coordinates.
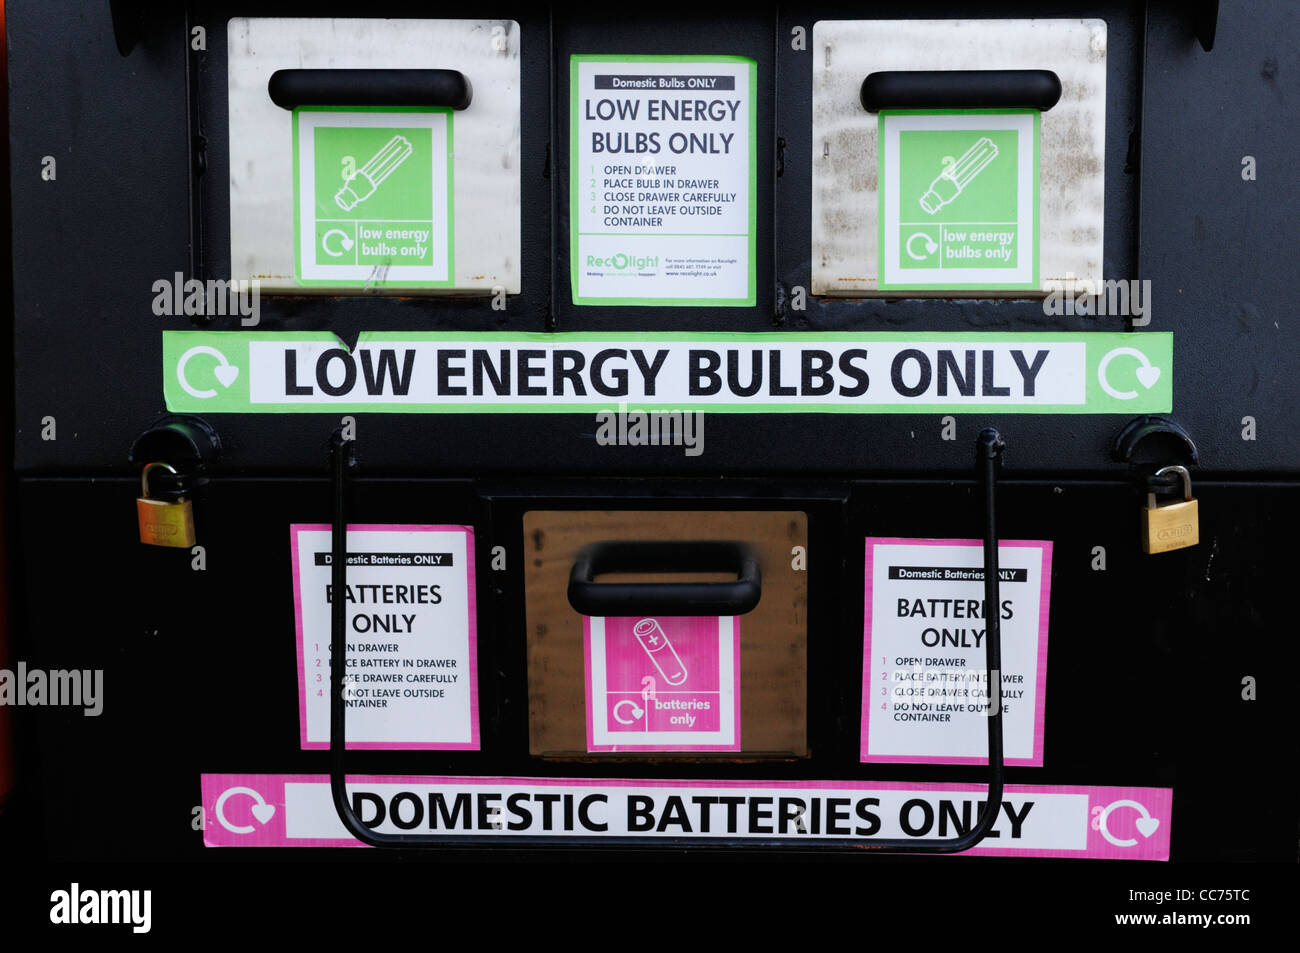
[321,228,356,257]
[612,700,645,725]
[906,231,939,261]
[1097,799,1160,847]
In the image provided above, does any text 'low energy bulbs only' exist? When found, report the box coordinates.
[335,134,413,211]
[919,137,999,215]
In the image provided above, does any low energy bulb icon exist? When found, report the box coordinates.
[335,134,413,211]
[633,618,687,686]
[919,137,999,215]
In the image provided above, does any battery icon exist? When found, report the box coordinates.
[632,618,688,686]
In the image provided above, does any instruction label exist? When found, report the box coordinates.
[586,616,739,751]
[861,538,1051,765]
[293,107,453,288]
[201,774,1172,859]
[292,524,478,749]
[571,55,756,306]
[879,110,1038,290]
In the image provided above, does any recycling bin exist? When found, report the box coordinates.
[1,1,1296,875]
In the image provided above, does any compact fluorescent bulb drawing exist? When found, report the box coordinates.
[918,137,998,215]
[335,134,413,211]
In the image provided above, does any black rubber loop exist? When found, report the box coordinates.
[860,69,1061,112]
[567,540,761,617]
[268,69,473,110]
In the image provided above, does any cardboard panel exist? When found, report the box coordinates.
[523,510,808,758]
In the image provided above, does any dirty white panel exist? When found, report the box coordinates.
[228,18,521,294]
[811,19,1106,297]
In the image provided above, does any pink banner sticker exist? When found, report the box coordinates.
[861,537,1052,766]
[200,774,1172,860]
[584,615,740,751]
[291,523,479,750]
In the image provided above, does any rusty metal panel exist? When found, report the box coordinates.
[811,18,1107,297]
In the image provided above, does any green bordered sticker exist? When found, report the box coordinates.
[163,331,1171,415]
[292,105,454,289]
[569,54,757,307]
[878,109,1039,291]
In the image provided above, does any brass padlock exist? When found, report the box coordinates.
[137,462,196,548]
[1142,465,1199,554]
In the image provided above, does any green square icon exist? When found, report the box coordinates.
[293,107,453,288]
[314,220,357,265]
[315,126,433,223]
[878,110,1038,291]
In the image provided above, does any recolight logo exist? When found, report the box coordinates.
[587,253,659,270]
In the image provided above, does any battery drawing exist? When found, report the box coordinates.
[633,618,688,685]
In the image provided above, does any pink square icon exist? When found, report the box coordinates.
[585,615,739,751]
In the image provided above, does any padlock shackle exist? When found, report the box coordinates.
[1154,464,1193,500]
[140,461,178,498]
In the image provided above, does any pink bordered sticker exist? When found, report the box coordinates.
[584,615,741,752]
[200,774,1172,860]
[291,523,479,750]
[860,537,1052,766]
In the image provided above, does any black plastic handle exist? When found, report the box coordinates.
[268,69,473,110]
[860,70,1061,113]
[568,540,761,617]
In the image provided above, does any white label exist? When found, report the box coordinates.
[164,331,1174,415]
[292,524,479,749]
[861,538,1052,765]
[571,55,756,305]
[202,774,1174,860]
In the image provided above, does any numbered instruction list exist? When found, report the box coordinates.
[292,524,478,749]
[571,55,755,306]
[860,538,1052,765]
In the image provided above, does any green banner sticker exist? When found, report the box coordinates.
[164,331,1171,415]
[879,109,1039,291]
[569,54,757,307]
[292,106,454,288]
